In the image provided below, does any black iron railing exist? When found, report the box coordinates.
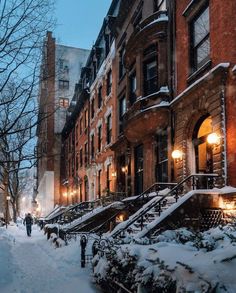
[90,182,176,234]
[111,174,218,239]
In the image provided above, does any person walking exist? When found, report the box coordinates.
[23,213,33,236]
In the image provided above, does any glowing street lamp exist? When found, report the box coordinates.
[207,133,220,145]
[171,149,183,162]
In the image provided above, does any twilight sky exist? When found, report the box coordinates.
[55,0,112,49]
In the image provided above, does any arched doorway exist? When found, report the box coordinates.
[193,115,213,174]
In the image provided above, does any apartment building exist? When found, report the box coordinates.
[60,1,120,204]
[59,0,236,205]
[37,32,90,215]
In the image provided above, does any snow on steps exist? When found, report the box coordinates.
[135,186,236,239]
[109,188,171,238]
[109,186,236,240]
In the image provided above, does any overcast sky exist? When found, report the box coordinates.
[54,0,112,49]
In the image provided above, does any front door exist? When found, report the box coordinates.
[193,116,213,188]
[135,144,144,195]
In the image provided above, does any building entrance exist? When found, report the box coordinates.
[193,116,213,174]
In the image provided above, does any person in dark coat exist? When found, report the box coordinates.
[23,213,33,236]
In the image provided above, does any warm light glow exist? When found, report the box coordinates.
[171,149,182,160]
[207,133,220,145]
[63,192,68,198]
[36,207,41,212]
[73,190,76,195]
[116,214,125,222]
[6,196,11,201]
[111,171,117,177]
[219,197,235,210]
[121,166,127,173]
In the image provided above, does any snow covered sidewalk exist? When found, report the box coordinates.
[0,224,100,293]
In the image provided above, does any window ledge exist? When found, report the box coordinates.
[187,60,212,85]
[183,0,208,19]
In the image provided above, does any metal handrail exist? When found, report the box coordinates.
[111,173,218,239]
[90,182,177,234]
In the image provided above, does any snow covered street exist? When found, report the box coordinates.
[0,225,100,293]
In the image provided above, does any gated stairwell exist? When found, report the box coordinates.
[110,174,219,240]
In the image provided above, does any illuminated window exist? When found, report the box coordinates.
[59,98,69,108]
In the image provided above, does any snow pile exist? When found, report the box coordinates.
[93,223,236,292]
[0,224,99,293]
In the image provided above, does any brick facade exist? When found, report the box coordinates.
[173,0,236,186]
[57,0,236,207]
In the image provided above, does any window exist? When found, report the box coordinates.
[84,177,88,201]
[80,149,83,167]
[59,80,69,90]
[129,73,137,104]
[68,135,71,153]
[75,124,78,143]
[154,0,166,12]
[98,86,102,108]
[91,99,95,119]
[98,170,102,198]
[119,96,126,133]
[106,70,112,96]
[84,109,88,129]
[59,98,69,108]
[68,159,71,177]
[79,117,83,135]
[93,61,97,80]
[132,2,143,29]
[84,142,88,166]
[59,59,69,74]
[190,5,210,72]
[156,130,168,182]
[79,182,83,202]
[105,34,110,57]
[144,59,158,96]
[106,114,112,144]
[91,134,95,160]
[119,46,125,79]
[107,164,111,192]
[76,153,79,172]
[71,156,75,177]
[98,125,102,152]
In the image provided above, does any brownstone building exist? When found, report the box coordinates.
[172,0,236,187]
[112,0,171,196]
[61,1,119,205]
[59,0,236,206]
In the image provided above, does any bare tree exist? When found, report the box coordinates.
[0,0,55,137]
[0,0,55,220]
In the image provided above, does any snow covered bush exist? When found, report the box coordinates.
[93,223,236,292]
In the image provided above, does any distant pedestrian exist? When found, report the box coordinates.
[23,213,33,237]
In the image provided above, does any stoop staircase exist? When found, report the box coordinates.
[110,174,219,240]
